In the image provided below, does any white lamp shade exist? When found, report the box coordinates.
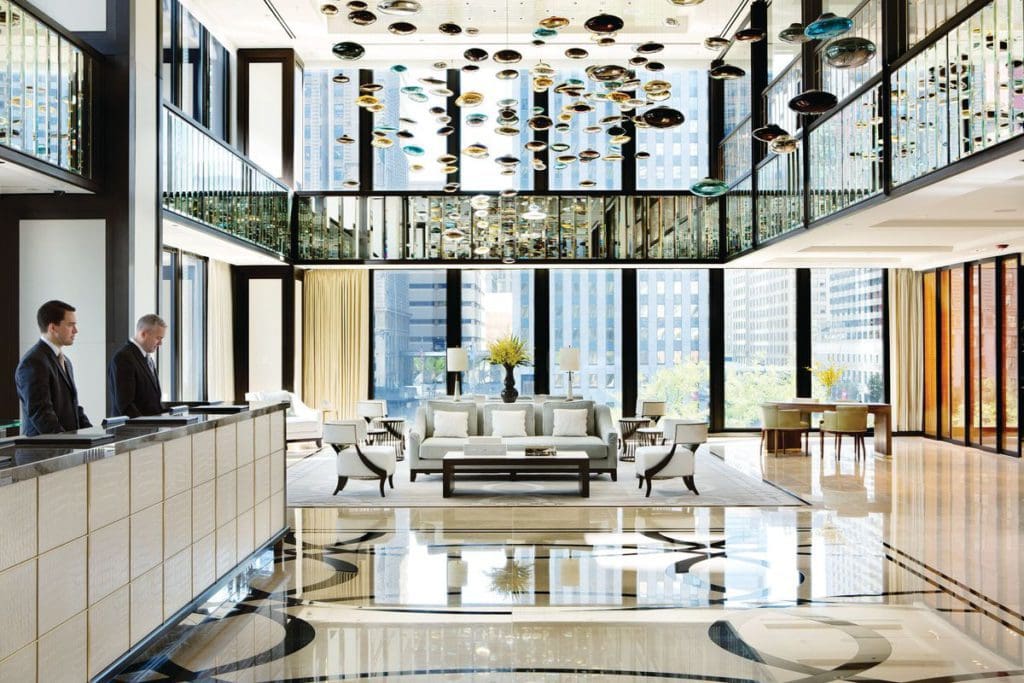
[447,347,469,372]
[558,347,580,372]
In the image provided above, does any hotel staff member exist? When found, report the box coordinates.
[15,300,92,436]
[108,314,167,417]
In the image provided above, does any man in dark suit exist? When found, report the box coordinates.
[108,314,167,417]
[15,300,92,436]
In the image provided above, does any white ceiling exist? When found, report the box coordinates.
[735,149,1024,271]
[0,160,93,195]
[163,218,288,265]
[187,0,747,67]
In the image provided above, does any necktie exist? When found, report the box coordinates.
[147,355,158,381]
[58,353,67,374]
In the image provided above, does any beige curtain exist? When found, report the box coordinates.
[207,259,235,401]
[303,269,369,419]
[889,269,923,432]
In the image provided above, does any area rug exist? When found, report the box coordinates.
[285,446,807,508]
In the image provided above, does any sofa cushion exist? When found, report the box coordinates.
[433,410,470,438]
[418,437,471,461]
[286,416,322,441]
[482,403,535,436]
[491,410,528,437]
[502,436,609,460]
[541,400,595,436]
[426,401,478,438]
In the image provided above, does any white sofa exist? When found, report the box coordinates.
[407,399,618,481]
[245,390,323,445]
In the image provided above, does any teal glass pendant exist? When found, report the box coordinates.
[690,177,729,197]
[804,12,853,40]
[824,37,877,68]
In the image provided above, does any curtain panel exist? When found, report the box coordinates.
[207,259,235,401]
[889,269,923,431]
[302,269,369,419]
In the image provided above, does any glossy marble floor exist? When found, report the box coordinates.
[114,437,1024,682]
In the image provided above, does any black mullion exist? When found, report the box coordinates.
[200,256,209,400]
[621,268,638,417]
[881,268,891,405]
[963,263,972,445]
[708,269,724,430]
[174,249,184,401]
[995,257,1004,453]
[445,269,462,396]
[368,269,375,400]
[359,69,374,191]
[795,268,812,399]
[934,267,942,439]
[533,89,549,193]
[446,69,460,189]
[534,269,551,394]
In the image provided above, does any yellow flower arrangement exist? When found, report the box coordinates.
[807,362,844,396]
[485,334,532,367]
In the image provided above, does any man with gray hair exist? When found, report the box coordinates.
[108,314,168,417]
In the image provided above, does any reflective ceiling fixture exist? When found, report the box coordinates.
[768,135,799,154]
[629,55,648,66]
[804,12,854,40]
[586,64,628,82]
[533,27,558,39]
[464,47,488,62]
[332,41,365,60]
[565,47,589,59]
[525,140,547,151]
[642,106,685,128]
[494,49,523,64]
[709,63,745,79]
[539,16,569,29]
[636,41,664,54]
[689,177,729,196]
[788,89,838,114]
[332,73,350,83]
[668,0,705,4]
[321,3,340,14]
[347,0,367,8]
[466,113,488,126]
[734,27,765,42]
[521,203,547,220]
[439,22,462,35]
[824,37,877,68]
[752,123,789,141]
[402,144,424,156]
[455,91,484,107]
[635,150,651,159]
[778,22,810,44]
[496,69,519,80]
[645,61,666,72]
[377,0,421,16]
[387,21,417,35]
[336,134,355,144]
[596,36,617,47]
[348,9,376,24]
[584,13,625,34]
[703,35,729,50]
[464,143,489,158]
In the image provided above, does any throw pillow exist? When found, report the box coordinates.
[491,410,527,438]
[433,410,469,438]
[552,409,588,437]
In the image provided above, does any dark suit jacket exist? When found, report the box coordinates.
[108,342,163,417]
[15,340,92,436]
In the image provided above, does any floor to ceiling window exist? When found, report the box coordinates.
[159,249,176,401]
[461,271,535,397]
[159,248,207,401]
[724,269,796,428]
[637,270,710,420]
[810,269,885,402]
[372,270,447,420]
[549,270,623,415]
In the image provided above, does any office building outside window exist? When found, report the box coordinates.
[461,271,535,396]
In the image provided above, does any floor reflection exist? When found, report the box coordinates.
[114,436,1024,682]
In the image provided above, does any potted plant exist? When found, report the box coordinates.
[485,334,532,403]
[808,362,845,400]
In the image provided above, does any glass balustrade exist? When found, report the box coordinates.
[764,57,802,139]
[721,116,752,186]
[757,146,804,242]
[0,0,92,177]
[817,0,883,105]
[162,105,290,256]
[907,0,974,48]
[809,85,884,220]
[295,193,721,262]
[725,178,753,256]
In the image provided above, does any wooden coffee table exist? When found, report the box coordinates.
[442,451,590,498]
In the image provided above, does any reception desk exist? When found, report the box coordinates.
[0,403,288,682]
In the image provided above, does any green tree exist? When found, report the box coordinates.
[638,361,710,419]
[724,364,794,427]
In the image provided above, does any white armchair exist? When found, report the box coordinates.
[634,421,706,498]
[245,391,323,446]
[323,420,397,497]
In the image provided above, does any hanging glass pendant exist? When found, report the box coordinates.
[496,69,520,80]
[703,35,729,51]
[565,47,589,59]
[464,144,489,158]
[377,0,421,15]
[636,41,664,54]
[494,49,523,64]
[439,22,462,35]
[465,113,488,126]
[533,27,558,39]
[645,61,666,72]
[734,28,765,42]
[824,37,877,68]
[709,63,745,79]
[528,115,553,130]
[584,13,624,33]
[332,41,365,60]
[805,12,854,40]
[778,22,810,44]
[332,73,350,84]
[752,124,789,142]
[402,145,424,156]
[540,16,569,29]
[348,9,376,24]
[769,135,799,154]
[788,89,838,114]
[455,91,484,107]
[642,106,685,128]
[464,47,488,62]
[321,3,340,14]
[689,177,729,196]
[387,21,417,35]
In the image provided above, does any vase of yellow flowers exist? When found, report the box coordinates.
[486,335,532,403]
[808,362,845,400]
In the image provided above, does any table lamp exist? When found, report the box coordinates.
[446,347,469,401]
[639,400,666,424]
[558,347,581,401]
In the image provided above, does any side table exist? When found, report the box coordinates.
[375,417,406,461]
[617,417,651,462]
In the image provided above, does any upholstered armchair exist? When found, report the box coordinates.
[760,404,810,455]
[820,405,869,460]
[323,420,397,497]
[634,421,707,497]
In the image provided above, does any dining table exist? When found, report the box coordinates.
[763,401,892,455]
